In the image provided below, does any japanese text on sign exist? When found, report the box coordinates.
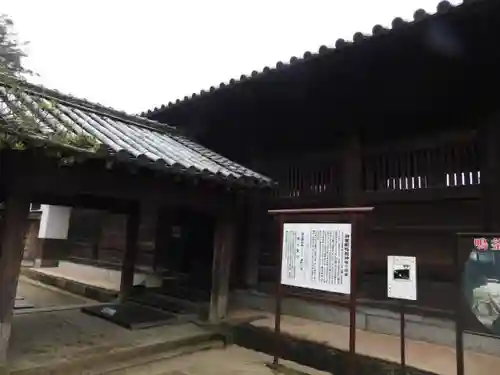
[281,223,352,295]
[387,256,417,301]
[473,237,500,251]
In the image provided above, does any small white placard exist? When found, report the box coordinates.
[281,222,352,295]
[387,256,417,300]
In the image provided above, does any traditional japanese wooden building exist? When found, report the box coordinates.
[142,0,500,348]
[0,76,272,372]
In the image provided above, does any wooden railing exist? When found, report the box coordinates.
[362,131,481,193]
[257,130,482,206]
[253,130,484,289]
[258,152,342,203]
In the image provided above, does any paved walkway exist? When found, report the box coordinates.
[128,346,328,375]
[247,313,500,375]
[24,261,147,292]
[23,263,500,374]
[16,276,94,309]
[8,308,211,373]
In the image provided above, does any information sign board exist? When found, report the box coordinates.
[387,255,417,300]
[281,222,352,295]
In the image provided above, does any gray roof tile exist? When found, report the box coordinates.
[143,0,472,116]
[0,78,272,187]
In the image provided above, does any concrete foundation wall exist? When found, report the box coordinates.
[230,289,500,357]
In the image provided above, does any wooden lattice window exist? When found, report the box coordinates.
[362,135,480,192]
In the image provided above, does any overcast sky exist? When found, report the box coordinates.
[3,0,462,114]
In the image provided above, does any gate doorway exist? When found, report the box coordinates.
[152,207,215,303]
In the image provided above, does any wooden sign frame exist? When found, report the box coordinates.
[268,207,373,375]
[455,232,500,375]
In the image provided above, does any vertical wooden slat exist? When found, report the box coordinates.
[395,152,402,190]
[298,164,304,198]
[368,154,374,191]
[472,138,480,185]
[381,154,389,191]
[466,141,474,185]
[314,165,320,195]
[318,163,324,194]
[443,147,450,187]
[329,159,336,194]
[292,166,298,197]
[405,151,411,190]
[362,154,370,191]
[451,143,460,186]
[459,143,467,186]
[450,144,458,187]
[414,150,422,188]
[386,152,394,190]
[458,142,465,186]
[411,150,418,189]
[288,166,294,197]
[435,147,444,188]
[425,147,433,188]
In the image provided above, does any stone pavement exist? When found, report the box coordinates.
[19,263,500,374]
[106,345,329,375]
[8,309,215,374]
[21,261,165,302]
[247,313,500,375]
[16,276,93,309]
[23,261,159,292]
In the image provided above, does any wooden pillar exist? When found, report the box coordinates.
[342,133,363,206]
[244,195,264,288]
[137,202,158,272]
[209,212,235,324]
[119,203,140,301]
[480,118,500,231]
[0,192,31,374]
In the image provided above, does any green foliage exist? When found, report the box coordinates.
[0,14,100,160]
[0,14,31,78]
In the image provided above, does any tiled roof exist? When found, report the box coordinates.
[142,0,476,117]
[0,77,273,187]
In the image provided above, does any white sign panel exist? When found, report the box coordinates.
[281,223,352,295]
[387,256,417,301]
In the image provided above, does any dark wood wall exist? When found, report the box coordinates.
[66,209,156,270]
[144,1,500,313]
[252,128,486,313]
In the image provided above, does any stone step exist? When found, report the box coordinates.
[103,346,328,375]
[94,340,223,375]
[11,331,225,375]
[226,322,439,375]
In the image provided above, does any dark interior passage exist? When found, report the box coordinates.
[153,207,215,302]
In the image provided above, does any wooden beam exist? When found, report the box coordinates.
[119,204,140,301]
[209,213,235,324]
[3,153,232,215]
[0,191,31,373]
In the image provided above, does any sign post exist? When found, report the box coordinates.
[269,207,373,375]
[455,232,500,375]
[387,255,417,375]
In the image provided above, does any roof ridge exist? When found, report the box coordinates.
[0,74,179,135]
[142,0,477,117]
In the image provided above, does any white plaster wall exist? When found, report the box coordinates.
[38,205,72,239]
